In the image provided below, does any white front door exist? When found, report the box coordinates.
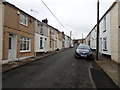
[8,34,17,61]
[99,38,102,54]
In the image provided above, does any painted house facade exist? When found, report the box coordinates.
[2,2,35,64]
[85,1,120,63]
[65,35,70,48]
[61,32,65,49]
[99,12,111,55]
[99,1,120,63]
[58,31,63,50]
[48,26,57,51]
[90,26,97,50]
[85,34,91,46]
[35,20,48,55]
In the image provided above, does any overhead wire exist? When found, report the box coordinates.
[41,0,69,31]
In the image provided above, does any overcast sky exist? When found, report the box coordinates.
[6,0,115,39]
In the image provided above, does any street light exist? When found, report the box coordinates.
[96,0,99,60]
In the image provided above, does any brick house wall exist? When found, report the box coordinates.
[118,1,120,63]
[0,3,4,63]
[2,2,35,63]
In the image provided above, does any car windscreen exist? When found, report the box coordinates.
[77,45,90,50]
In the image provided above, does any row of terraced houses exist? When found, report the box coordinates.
[0,1,73,64]
[85,1,120,64]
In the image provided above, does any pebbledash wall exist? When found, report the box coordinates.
[2,2,35,64]
[110,1,120,63]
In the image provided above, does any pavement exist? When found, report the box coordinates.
[93,53,120,88]
[2,48,69,73]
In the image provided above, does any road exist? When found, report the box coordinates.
[2,48,118,88]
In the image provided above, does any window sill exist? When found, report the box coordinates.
[103,30,106,33]
[20,23,28,27]
[103,49,107,51]
[20,50,31,53]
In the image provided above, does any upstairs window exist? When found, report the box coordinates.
[40,24,43,35]
[20,13,28,26]
[103,16,106,32]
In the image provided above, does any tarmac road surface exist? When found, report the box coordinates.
[2,48,118,88]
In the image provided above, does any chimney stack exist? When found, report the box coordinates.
[42,18,48,24]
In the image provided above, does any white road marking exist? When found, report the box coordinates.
[88,63,96,88]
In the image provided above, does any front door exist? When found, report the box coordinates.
[99,38,102,54]
[8,34,17,61]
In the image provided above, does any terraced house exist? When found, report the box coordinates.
[34,19,48,56]
[0,1,73,64]
[48,25,59,51]
[1,2,35,64]
[85,1,120,64]
[65,35,71,48]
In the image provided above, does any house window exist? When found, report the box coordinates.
[9,34,12,49]
[103,16,106,32]
[40,37,43,49]
[50,41,52,48]
[20,13,28,26]
[20,37,31,52]
[103,37,107,51]
[40,24,43,35]
[9,37,11,49]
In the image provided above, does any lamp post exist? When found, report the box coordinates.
[96,0,99,60]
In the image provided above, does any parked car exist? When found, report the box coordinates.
[74,44,93,59]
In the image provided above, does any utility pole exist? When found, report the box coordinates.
[96,0,99,60]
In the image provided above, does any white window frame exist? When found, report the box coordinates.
[20,37,31,52]
[103,16,106,32]
[20,13,28,26]
[103,37,107,51]
[40,37,43,49]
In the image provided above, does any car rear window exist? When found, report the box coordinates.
[78,45,90,50]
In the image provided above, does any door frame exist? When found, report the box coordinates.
[8,33,17,62]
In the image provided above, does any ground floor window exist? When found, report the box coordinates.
[40,37,43,49]
[50,41,52,48]
[20,37,31,52]
[103,37,107,51]
[9,34,12,49]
